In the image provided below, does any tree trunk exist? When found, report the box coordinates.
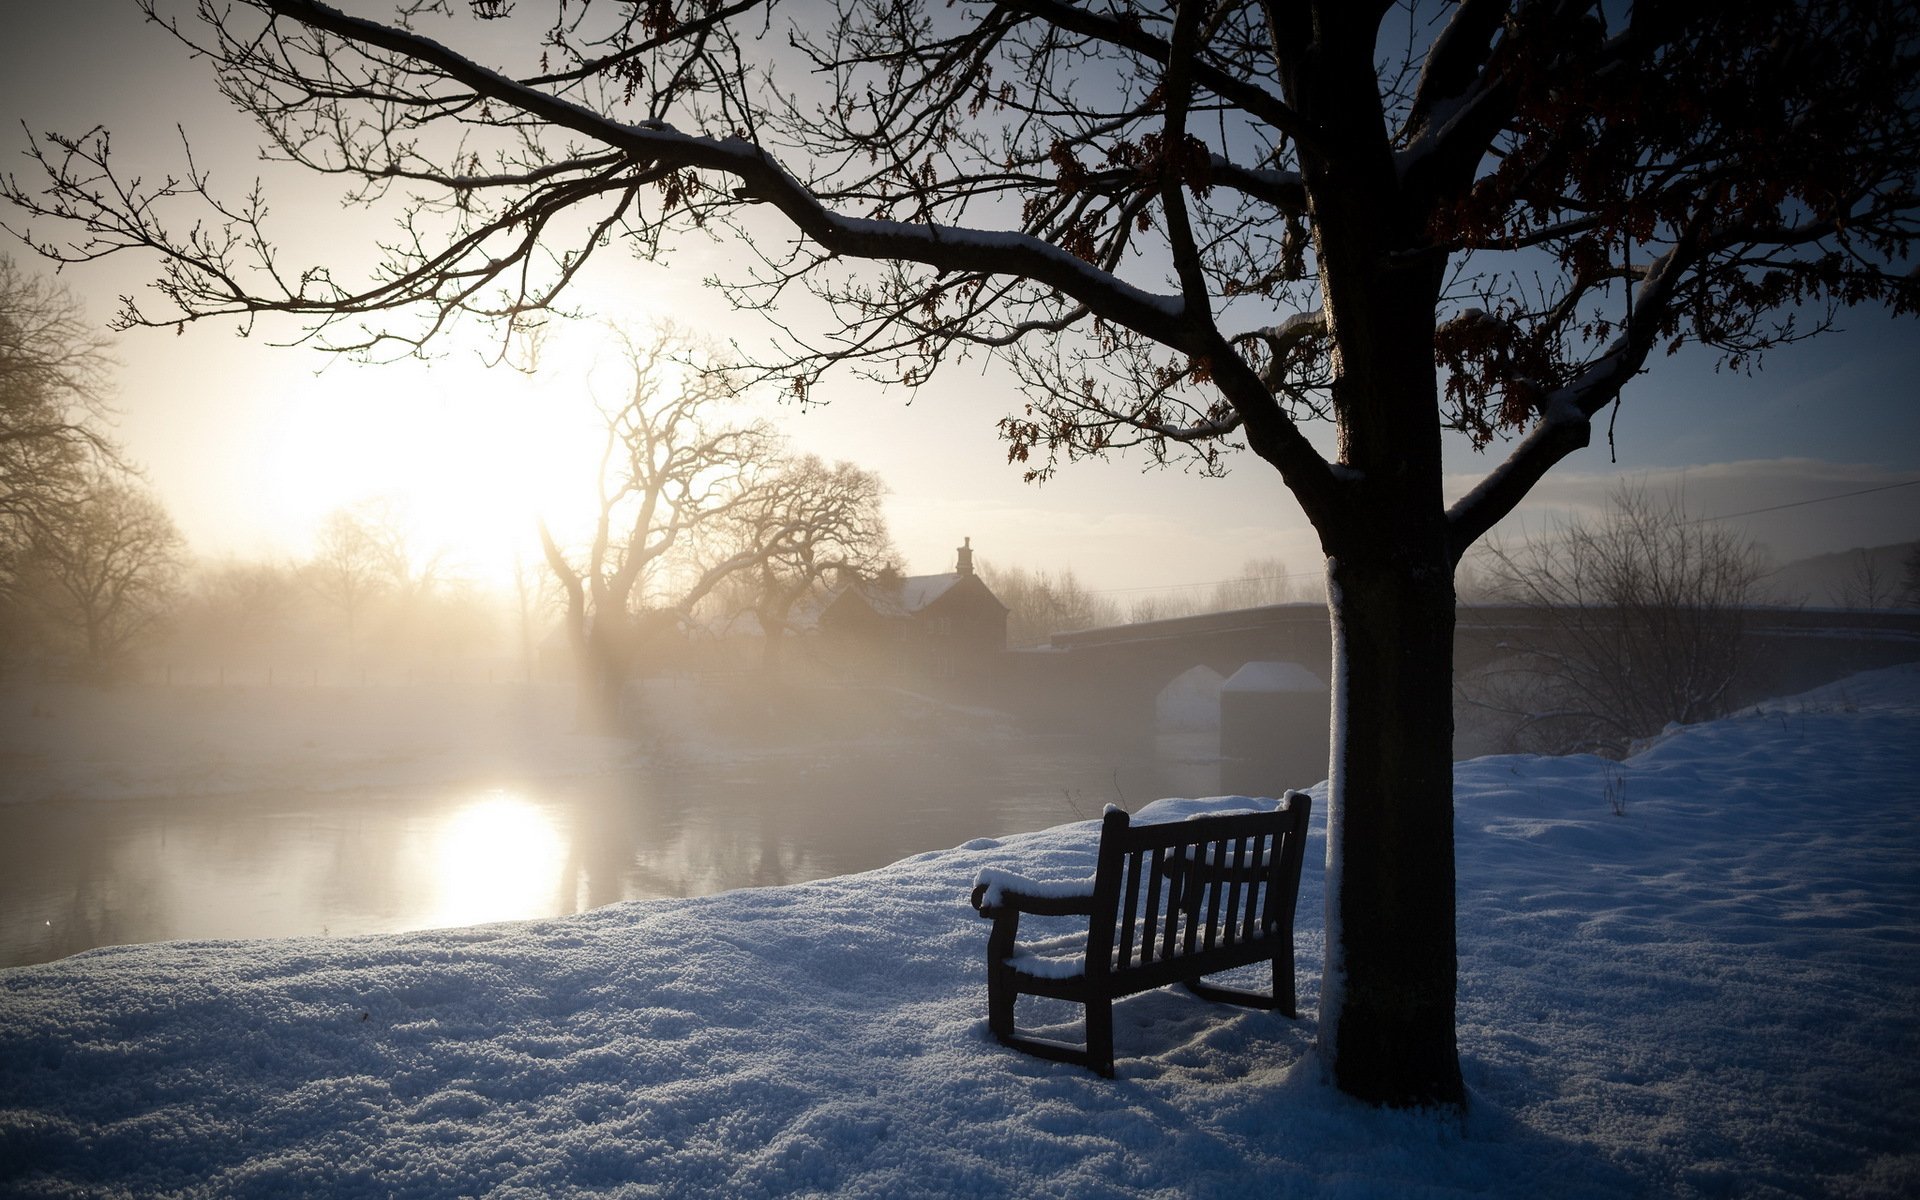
[757,601,788,675]
[573,621,631,735]
[1321,541,1465,1109]
[1288,102,1467,1102]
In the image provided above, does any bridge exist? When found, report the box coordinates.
[994,602,1920,753]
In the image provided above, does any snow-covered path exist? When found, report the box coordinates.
[3,668,1917,1198]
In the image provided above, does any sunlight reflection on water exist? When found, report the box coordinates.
[421,790,567,930]
[0,730,1222,968]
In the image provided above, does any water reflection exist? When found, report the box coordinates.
[0,731,1223,969]
[422,791,568,930]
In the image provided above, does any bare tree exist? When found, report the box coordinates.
[729,455,894,672]
[0,257,119,610]
[1209,556,1305,610]
[1903,543,1920,608]
[1121,557,1303,626]
[1127,589,1204,624]
[354,495,474,667]
[171,556,310,674]
[1830,548,1898,611]
[978,560,1121,647]
[508,545,550,684]
[9,0,1919,1107]
[538,330,778,729]
[304,503,397,660]
[12,474,185,678]
[1463,485,1768,757]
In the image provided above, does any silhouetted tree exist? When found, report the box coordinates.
[1462,485,1767,757]
[1126,589,1203,624]
[729,455,895,672]
[1122,557,1304,627]
[10,0,1919,1108]
[538,330,779,729]
[977,560,1120,647]
[1830,547,1898,611]
[12,474,185,678]
[172,557,309,675]
[305,503,397,660]
[1209,556,1307,610]
[0,258,118,618]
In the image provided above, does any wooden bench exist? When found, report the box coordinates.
[968,793,1312,1077]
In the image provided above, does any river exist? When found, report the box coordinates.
[1,730,1222,969]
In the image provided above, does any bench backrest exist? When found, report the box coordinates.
[1084,795,1312,993]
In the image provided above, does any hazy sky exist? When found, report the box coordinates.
[5,1,1918,599]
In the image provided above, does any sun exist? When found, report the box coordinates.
[253,301,796,595]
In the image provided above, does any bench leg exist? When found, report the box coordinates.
[986,964,1015,1039]
[1180,951,1300,1017]
[985,917,1019,1040]
[1273,945,1297,1019]
[1085,997,1115,1078]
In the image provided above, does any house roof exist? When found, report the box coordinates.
[870,573,963,616]
[819,571,1005,623]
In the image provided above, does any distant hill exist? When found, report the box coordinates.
[1761,541,1918,607]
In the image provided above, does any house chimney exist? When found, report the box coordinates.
[956,536,974,576]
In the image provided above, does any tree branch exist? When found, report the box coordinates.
[993,0,1327,152]
[1446,236,1697,556]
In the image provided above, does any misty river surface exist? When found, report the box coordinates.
[1,732,1220,969]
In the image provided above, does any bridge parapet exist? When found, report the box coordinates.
[997,603,1920,747]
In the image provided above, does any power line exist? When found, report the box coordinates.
[1088,569,1320,597]
[1682,477,1920,525]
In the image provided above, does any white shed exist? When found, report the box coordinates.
[1219,660,1329,797]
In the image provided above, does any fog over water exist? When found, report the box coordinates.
[0,677,1221,970]
[8,601,1913,971]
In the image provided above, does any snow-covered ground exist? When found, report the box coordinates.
[3,667,1918,1198]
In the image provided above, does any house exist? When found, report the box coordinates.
[813,538,1009,678]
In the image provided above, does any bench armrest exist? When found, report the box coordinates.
[970,867,1098,918]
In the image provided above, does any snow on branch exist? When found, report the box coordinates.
[277,0,1188,342]
[1446,239,1696,557]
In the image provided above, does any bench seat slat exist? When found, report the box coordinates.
[1115,850,1142,971]
[1141,846,1166,967]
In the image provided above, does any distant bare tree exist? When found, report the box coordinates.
[0,257,120,613]
[978,561,1120,648]
[539,330,779,729]
[1125,590,1203,624]
[1208,556,1307,610]
[1904,543,1920,608]
[1463,486,1767,757]
[1124,556,1306,625]
[171,557,309,672]
[508,546,550,683]
[1830,548,1898,611]
[12,474,185,678]
[304,503,397,660]
[730,456,894,673]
